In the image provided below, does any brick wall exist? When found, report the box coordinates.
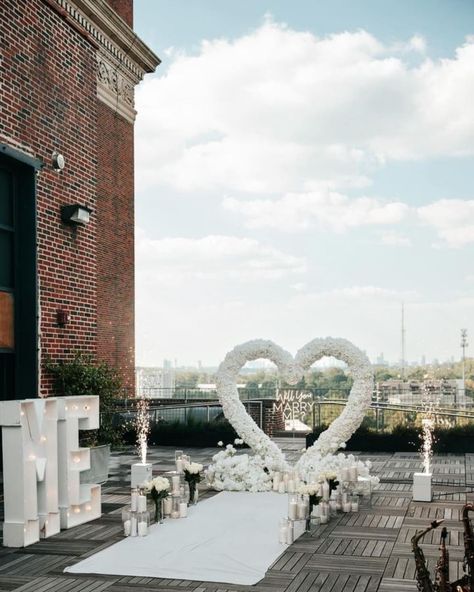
[0,0,138,395]
[96,102,135,391]
[246,401,285,436]
[0,0,99,395]
[105,0,133,27]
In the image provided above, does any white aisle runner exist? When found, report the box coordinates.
[65,491,289,585]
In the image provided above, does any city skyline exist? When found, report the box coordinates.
[133,1,474,367]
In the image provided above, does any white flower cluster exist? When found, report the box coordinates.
[298,452,379,488]
[184,461,203,475]
[213,337,375,491]
[142,476,170,493]
[298,482,321,496]
[206,446,273,492]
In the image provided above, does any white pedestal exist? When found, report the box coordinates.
[413,472,432,502]
[131,463,152,487]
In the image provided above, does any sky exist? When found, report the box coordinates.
[132,1,474,368]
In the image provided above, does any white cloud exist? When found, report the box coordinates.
[378,230,412,246]
[418,199,474,247]
[136,231,306,282]
[136,23,474,196]
[223,190,408,231]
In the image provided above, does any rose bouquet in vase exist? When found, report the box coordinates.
[143,476,170,523]
[184,461,203,505]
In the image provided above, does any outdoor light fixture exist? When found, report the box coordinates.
[61,204,92,225]
[52,152,65,171]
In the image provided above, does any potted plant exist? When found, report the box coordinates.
[45,353,124,484]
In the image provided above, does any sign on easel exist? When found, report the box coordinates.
[0,396,101,547]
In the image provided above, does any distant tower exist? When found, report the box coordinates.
[401,303,406,380]
[461,329,468,388]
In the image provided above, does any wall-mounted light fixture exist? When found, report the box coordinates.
[61,204,92,225]
[52,152,65,171]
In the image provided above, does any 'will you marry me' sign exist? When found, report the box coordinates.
[272,390,314,423]
[0,396,101,547]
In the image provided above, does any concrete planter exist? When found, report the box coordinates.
[80,444,111,485]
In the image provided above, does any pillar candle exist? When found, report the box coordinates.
[273,473,281,491]
[179,502,188,518]
[176,459,184,473]
[123,520,131,536]
[322,480,330,501]
[343,501,352,513]
[341,467,350,482]
[278,481,286,494]
[289,501,298,520]
[163,496,173,516]
[329,499,337,514]
[287,480,295,493]
[138,521,148,536]
[283,472,289,484]
[131,489,138,512]
[297,501,307,520]
[286,522,294,544]
[320,514,328,524]
[137,495,147,512]
[171,475,180,493]
[351,499,359,512]
[349,466,358,482]
[171,510,180,519]
[130,515,137,536]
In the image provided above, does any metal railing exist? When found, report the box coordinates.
[113,386,474,433]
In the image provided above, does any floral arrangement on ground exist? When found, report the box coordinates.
[206,440,379,492]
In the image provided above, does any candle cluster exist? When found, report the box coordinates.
[122,488,150,537]
[277,463,364,545]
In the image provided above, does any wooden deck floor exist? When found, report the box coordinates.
[1,443,473,592]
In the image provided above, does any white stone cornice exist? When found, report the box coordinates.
[60,0,160,75]
[53,0,160,122]
[46,0,160,123]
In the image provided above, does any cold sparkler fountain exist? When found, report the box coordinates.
[131,397,152,487]
[413,401,436,502]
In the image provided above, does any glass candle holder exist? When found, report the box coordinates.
[351,495,359,512]
[163,495,173,517]
[319,501,329,524]
[286,519,294,544]
[298,494,309,520]
[122,509,132,537]
[171,494,181,519]
[288,493,299,520]
[137,511,150,536]
[278,518,288,544]
[179,496,188,518]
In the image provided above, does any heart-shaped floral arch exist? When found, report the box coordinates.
[216,338,373,472]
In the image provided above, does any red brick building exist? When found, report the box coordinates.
[0,0,159,398]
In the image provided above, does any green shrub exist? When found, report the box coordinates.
[45,353,124,448]
[122,417,242,448]
[306,423,474,453]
